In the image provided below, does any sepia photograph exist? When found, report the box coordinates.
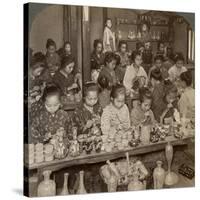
[23,2,195,197]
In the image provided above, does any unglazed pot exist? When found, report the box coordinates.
[76,171,87,194]
[37,170,56,197]
[60,173,69,195]
[153,161,166,189]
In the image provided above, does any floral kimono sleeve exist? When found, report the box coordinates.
[72,109,86,135]
[31,116,44,143]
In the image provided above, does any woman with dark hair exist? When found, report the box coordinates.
[57,41,74,63]
[30,84,71,143]
[178,71,195,119]
[168,52,187,82]
[98,52,118,88]
[45,38,61,75]
[53,57,80,95]
[90,39,105,82]
[123,51,148,94]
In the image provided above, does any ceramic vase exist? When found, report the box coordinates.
[77,171,87,194]
[60,173,69,195]
[165,142,179,186]
[37,170,56,197]
[153,161,166,189]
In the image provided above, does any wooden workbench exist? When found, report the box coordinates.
[26,135,194,173]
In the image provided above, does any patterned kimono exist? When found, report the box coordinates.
[103,26,116,52]
[72,103,103,135]
[101,103,130,135]
[30,107,71,143]
[98,67,118,88]
[90,51,105,70]
[53,70,75,95]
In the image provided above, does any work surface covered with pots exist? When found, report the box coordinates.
[25,120,194,167]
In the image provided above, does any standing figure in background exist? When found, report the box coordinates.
[45,38,61,76]
[140,21,151,43]
[178,71,195,119]
[103,18,116,52]
[98,52,118,88]
[90,39,105,82]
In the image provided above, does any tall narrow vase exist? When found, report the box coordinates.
[60,173,69,195]
[37,170,56,197]
[76,171,87,194]
[164,142,179,186]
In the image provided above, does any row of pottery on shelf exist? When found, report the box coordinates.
[37,170,87,197]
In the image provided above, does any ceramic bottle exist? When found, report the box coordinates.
[153,161,166,189]
[60,173,69,195]
[37,170,56,197]
[76,171,87,194]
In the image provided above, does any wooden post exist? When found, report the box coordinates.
[82,6,91,82]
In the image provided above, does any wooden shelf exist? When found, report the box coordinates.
[117,22,169,27]
[118,39,169,43]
